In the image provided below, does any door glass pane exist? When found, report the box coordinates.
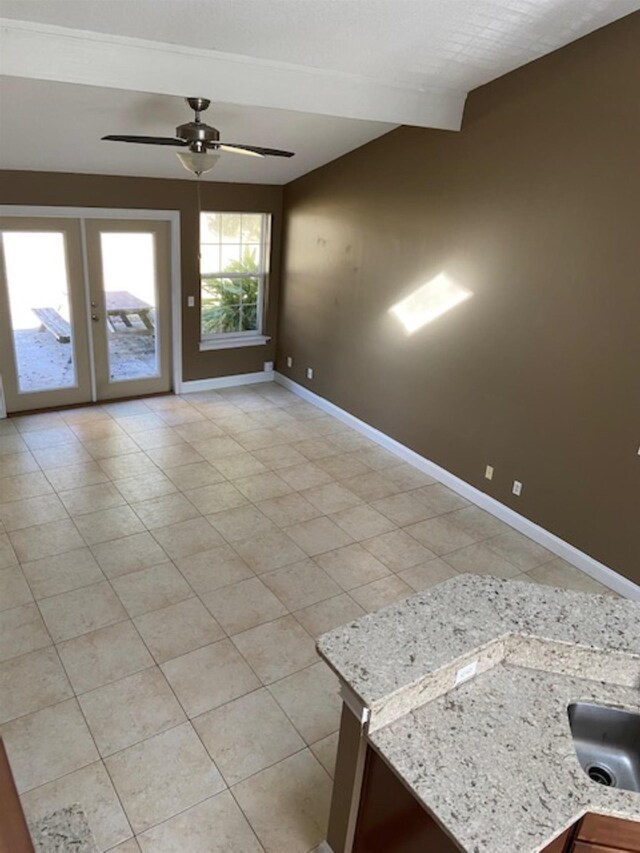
[2,231,77,393]
[99,232,159,382]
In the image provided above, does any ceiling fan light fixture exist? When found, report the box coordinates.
[176,150,220,177]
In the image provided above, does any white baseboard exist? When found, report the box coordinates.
[180,371,273,393]
[274,372,639,601]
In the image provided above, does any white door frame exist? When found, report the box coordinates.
[0,205,183,402]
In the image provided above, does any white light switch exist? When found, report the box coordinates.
[306,368,314,380]
[484,465,494,480]
[512,480,523,496]
[286,356,293,368]
[187,296,195,308]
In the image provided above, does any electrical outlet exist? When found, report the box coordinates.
[484,465,494,481]
[306,368,314,380]
[187,296,195,308]
[512,480,523,497]
[286,356,293,368]
[263,361,273,373]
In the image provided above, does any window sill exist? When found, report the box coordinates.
[199,335,271,352]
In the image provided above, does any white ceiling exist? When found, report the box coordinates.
[0,78,394,184]
[1,0,638,183]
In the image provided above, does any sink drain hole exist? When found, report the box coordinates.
[587,764,615,787]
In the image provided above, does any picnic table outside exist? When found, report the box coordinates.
[105,291,154,332]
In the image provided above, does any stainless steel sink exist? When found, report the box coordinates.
[568,702,640,794]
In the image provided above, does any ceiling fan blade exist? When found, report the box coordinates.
[214,143,295,158]
[102,135,188,146]
[218,144,264,159]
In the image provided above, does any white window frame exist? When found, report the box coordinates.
[199,211,272,351]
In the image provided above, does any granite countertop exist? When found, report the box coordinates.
[317,574,640,852]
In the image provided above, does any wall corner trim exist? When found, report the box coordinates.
[180,371,273,393]
[273,372,639,601]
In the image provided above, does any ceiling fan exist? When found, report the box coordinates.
[102,97,294,176]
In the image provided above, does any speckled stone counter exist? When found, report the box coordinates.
[29,804,99,853]
[317,574,640,852]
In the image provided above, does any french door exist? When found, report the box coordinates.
[0,215,172,413]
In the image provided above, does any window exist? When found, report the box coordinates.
[199,211,271,349]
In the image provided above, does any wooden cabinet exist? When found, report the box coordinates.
[351,744,640,853]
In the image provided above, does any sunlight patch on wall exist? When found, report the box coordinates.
[389,273,472,334]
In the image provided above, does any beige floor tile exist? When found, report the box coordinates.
[156,407,205,428]
[22,548,104,600]
[370,492,435,526]
[183,481,248,515]
[21,761,133,852]
[211,452,268,479]
[103,400,151,417]
[75,506,145,545]
[9,518,85,562]
[413,482,470,515]
[293,594,365,638]
[106,722,225,834]
[207,505,277,543]
[39,581,127,643]
[112,562,193,618]
[0,451,40,478]
[146,444,205,470]
[161,639,260,718]
[232,616,317,684]
[262,560,341,611]
[525,558,613,594]
[109,838,141,852]
[173,419,224,442]
[0,493,68,532]
[202,577,287,635]
[0,698,99,793]
[270,662,341,744]
[194,688,304,787]
[485,529,554,571]
[79,668,185,756]
[340,470,402,501]
[91,532,169,579]
[131,493,200,531]
[192,436,245,462]
[252,444,308,469]
[116,413,166,434]
[277,462,334,491]
[361,528,437,571]
[352,446,398,471]
[0,603,51,662]
[398,558,459,592]
[13,412,65,433]
[134,598,224,664]
[57,620,154,694]
[84,435,139,461]
[151,516,225,560]
[70,420,126,442]
[330,504,396,541]
[300,482,362,515]
[114,472,177,504]
[164,461,225,491]
[443,542,522,578]
[310,731,339,778]
[176,545,254,597]
[284,517,353,557]
[0,647,72,723]
[0,434,30,456]
[0,564,33,610]
[445,505,511,541]
[132,428,190,453]
[234,529,307,574]
[22,421,78,450]
[350,575,414,612]
[235,427,285,452]
[384,462,437,490]
[43,462,109,492]
[256,493,321,528]
[232,749,331,853]
[291,438,337,461]
[316,543,390,590]
[315,452,371,480]
[233,471,293,502]
[98,452,159,480]
[58,482,126,517]
[0,532,18,568]
[405,515,476,555]
[0,471,52,502]
[137,790,262,853]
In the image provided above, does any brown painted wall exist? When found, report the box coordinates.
[278,14,640,584]
[0,171,283,381]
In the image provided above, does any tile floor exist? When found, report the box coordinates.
[0,383,615,852]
